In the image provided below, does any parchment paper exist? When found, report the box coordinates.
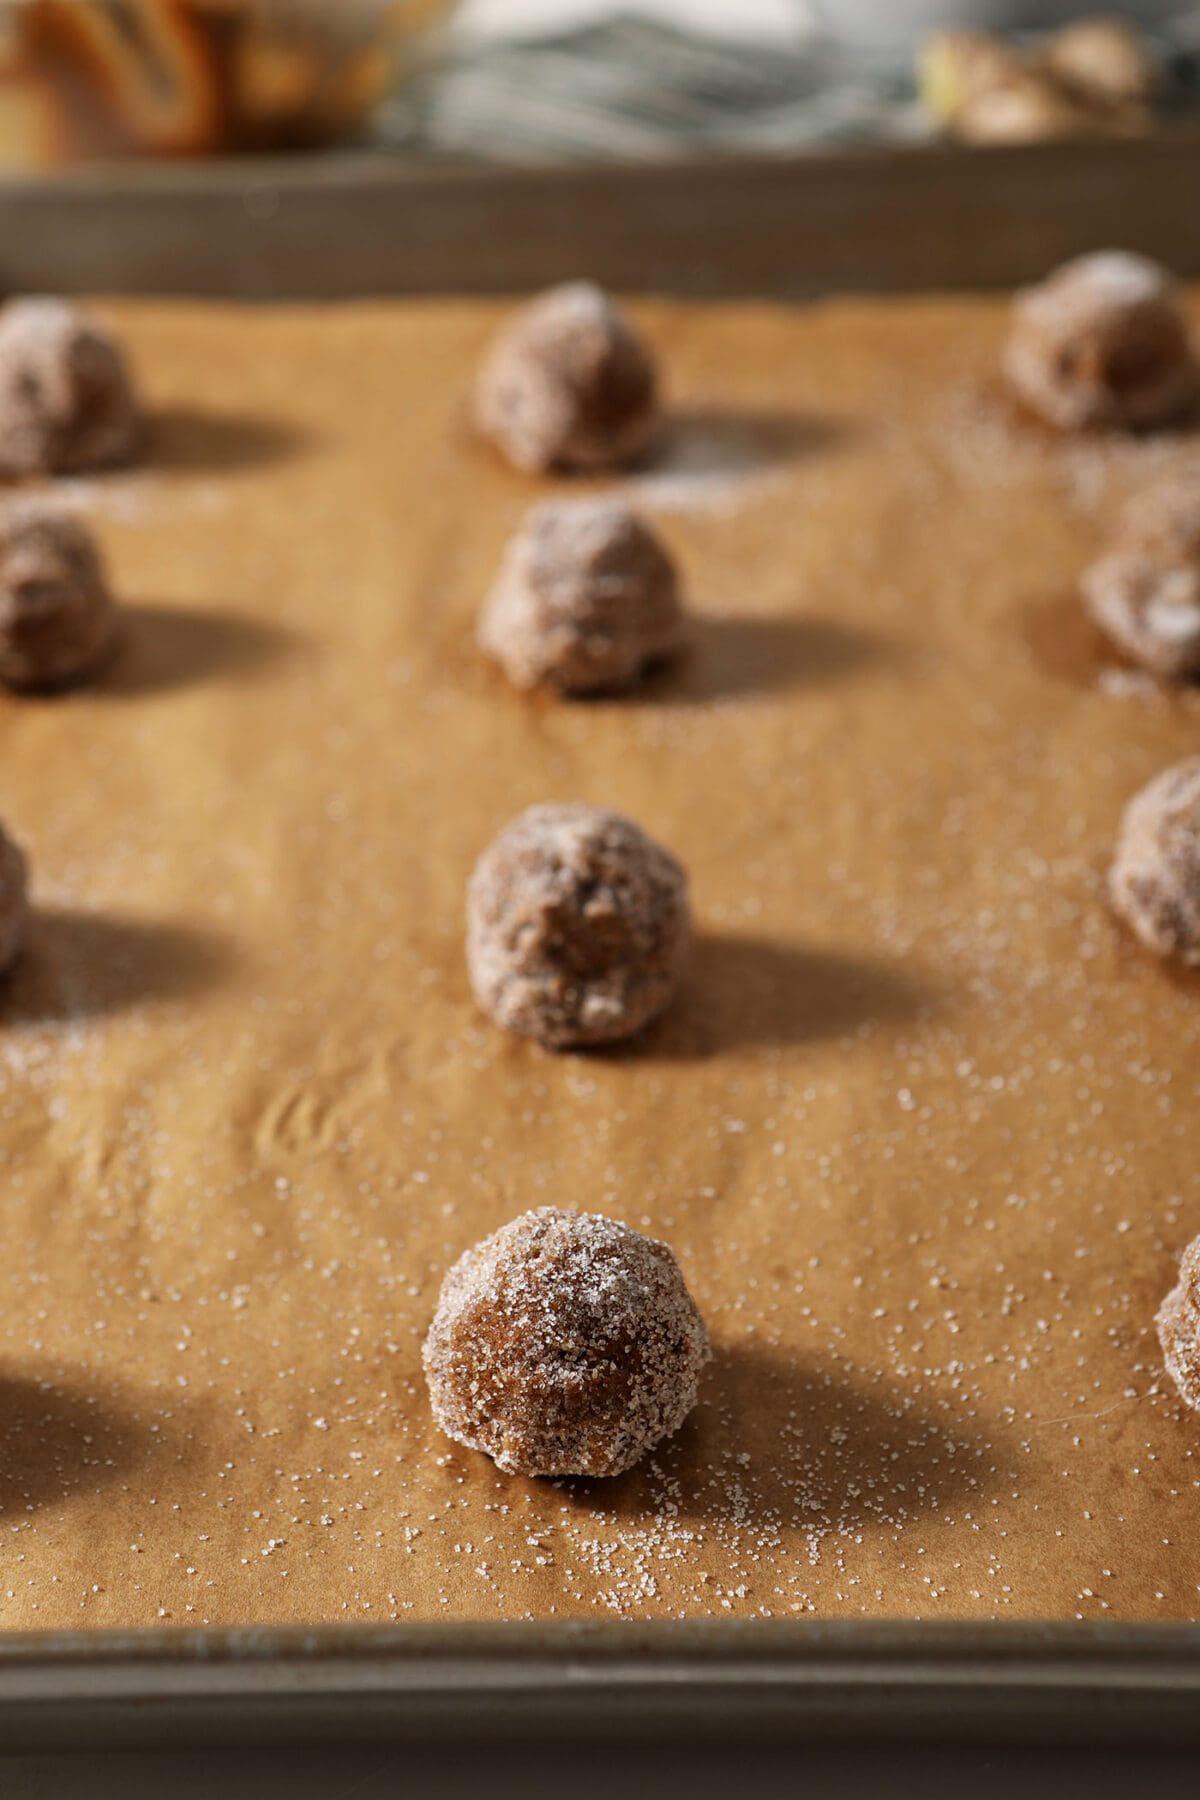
[0,292,1197,1629]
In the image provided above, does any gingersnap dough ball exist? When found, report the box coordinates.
[0,505,118,690]
[1082,549,1200,680]
[1110,758,1200,963]
[466,803,690,1048]
[1004,253,1198,433]
[1158,1236,1200,1412]
[0,823,28,976]
[423,1206,710,1478]
[1117,474,1200,564]
[0,298,143,478]
[478,500,688,695]
[474,282,660,474]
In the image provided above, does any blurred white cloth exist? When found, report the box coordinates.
[456,0,816,43]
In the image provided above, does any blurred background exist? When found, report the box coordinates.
[0,1,1196,166]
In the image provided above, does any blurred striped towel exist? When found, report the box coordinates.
[379,10,1200,161]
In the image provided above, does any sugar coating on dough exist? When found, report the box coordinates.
[1117,474,1200,563]
[466,802,690,1048]
[0,297,143,478]
[1083,549,1200,680]
[0,504,118,690]
[423,1206,710,1478]
[1110,757,1200,963]
[1004,252,1198,432]
[478,499,688,694]
[1158,1235,1200,1412]
[0,822,28,976]
[474,282,660,474]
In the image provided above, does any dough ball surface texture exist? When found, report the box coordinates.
[423,1206,710,1478]
[1083,548,1200,680]
[474,282,660,473]
[1158,1236,1200,1412]
[0,505,117,690]
[1004,252,1197,432]
[467,802,690,1048]
[478,499,687,694]
[0,298,142,477]
[1110,757,1200,963]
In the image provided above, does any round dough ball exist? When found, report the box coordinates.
[0,504,118,690]
[423,1206,710,1478]
[0,822,28,976]
[466,802,690,1048]
[0,297,143,477]
[1158,1235,1200,1412]
[1082,549,1200,680]
[1110,758,1200,963]
[474,282,660,474]
[478,499,688,694]
[1004,252,1198,432]
[1116,474,1200,564]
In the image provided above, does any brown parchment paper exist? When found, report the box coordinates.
[0,292,1198,1632]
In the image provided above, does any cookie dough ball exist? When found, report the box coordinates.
[423,1206,710,1478]
[467,803,690,1048]
[0,505,118,690]
[0,822,28,976]
[479,500,688,695]
[0,298,143,477]
[1158,1235,1200,1411]
[1110,758,1200,962]
[474,283,660,474]
[1116,474,1200,564]
[1083,549,1200,680]
[1004,253,1198,433]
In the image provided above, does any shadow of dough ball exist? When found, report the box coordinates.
[423,1206,710,1478]
[0,505,118,690]
[0,822,27,975]
[474,282,660,473]
[467,803,690,1048]
[1110,757,1200,962]
[479,499,688,694]
[1004,252,1198,431]
[0,298,143,477]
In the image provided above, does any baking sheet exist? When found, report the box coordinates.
[0,287,1198,1637]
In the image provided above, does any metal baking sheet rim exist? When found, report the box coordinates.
[1,132,1200,298]
[0,1623,1197,1746]
[0,147,1197,1748]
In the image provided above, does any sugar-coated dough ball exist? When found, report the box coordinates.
[478,500,687,694]
[1110,758,1200,963]
[0,822,27,976]
[0,505,118,690]
[1116,474,1200,564]
[1083,550,1200,680]
[474,282,660,474]
[1004,253,1198,432]
[467,803,690,1048]
[1158,1235,1200,1412]
[0,298,143,477]
[423,1206,710,1477]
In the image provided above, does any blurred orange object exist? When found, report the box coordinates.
[0,0,454,165]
